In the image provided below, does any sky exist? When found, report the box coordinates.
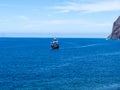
[0,0,120,37]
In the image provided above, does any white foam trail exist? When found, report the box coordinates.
[60,43,102,50]
[80,44,101,48]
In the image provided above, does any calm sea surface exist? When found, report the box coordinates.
[0,38,120,90]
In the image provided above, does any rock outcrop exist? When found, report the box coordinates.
[108,16,120,39]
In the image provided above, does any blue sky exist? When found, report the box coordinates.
[0,0,120,37]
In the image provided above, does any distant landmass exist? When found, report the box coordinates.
[108,16,120,39]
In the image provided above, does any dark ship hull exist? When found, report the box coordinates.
[51,44,59,49]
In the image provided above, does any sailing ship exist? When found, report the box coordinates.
[51,37,59,49]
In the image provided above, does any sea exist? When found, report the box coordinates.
[0,38,120,90]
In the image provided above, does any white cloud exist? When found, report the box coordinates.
[24,19,111,29]
[24,20,66,29]
[0,15,111,33]
[54,0,120,13]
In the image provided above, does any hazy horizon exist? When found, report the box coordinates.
[0,32,109,38]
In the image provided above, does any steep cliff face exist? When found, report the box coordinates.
[108,16,120,39]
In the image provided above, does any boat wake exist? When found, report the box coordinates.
[80,44,101,48]
[60,43,102,50]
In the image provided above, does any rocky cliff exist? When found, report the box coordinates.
[108,16,120,39]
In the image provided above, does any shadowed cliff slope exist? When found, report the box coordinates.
[108,16,120,39]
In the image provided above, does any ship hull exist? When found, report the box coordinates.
[51,44,59,49]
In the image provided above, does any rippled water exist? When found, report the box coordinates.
[0,38,120,90]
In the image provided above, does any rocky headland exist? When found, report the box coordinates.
[108,16,120,39]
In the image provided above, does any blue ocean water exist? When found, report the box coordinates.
[0,38,120,90]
